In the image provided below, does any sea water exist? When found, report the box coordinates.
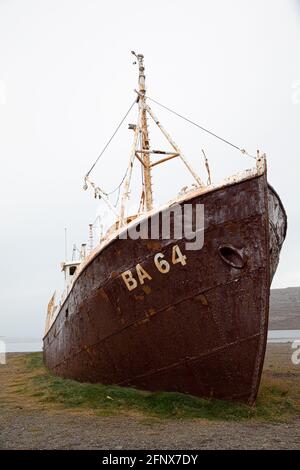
[267,330,300,343]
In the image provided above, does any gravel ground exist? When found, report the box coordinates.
[1,408,300,450]
[0,344,299,450]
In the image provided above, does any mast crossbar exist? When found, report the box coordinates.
[145,105,205,187]
[136,149,178,155]
[150,154,179,167]
[135,151,147,167]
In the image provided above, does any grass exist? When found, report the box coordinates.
[14,352,299,422]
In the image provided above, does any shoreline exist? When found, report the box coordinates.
[3,327,300,354]
[4,331,300,354]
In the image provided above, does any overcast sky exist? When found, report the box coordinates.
[0,0,300,343]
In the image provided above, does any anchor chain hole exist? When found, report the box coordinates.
[218,245,246,269]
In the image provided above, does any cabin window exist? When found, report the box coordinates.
[69,266,77,276]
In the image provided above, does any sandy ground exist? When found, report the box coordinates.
[0,343,299,450]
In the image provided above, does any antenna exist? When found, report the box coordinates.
[81,243,87,259]
[201,149,212,185]
[88,224,94,252]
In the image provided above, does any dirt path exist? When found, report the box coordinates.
[0,345,300,450]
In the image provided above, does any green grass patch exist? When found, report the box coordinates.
[22,352,300,422]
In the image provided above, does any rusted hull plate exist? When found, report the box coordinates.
[43,174,287,404]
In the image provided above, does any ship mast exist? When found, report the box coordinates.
[118,52,205,226]
[84,53,261,229]
[136,53,153,212]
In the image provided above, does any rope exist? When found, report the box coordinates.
[147,96,255,160]
[85,99,137,178]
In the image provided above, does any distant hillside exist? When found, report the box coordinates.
[269,287,300,330]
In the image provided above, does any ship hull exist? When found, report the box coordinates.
[43,171,286,404]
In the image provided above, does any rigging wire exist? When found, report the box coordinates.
[107,166,129,196]
[85,98,137,178]
[147,96,256,160]
[85,93,256,210]
[112,183,122,207]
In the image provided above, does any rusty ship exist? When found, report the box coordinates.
[44,53,287,404]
